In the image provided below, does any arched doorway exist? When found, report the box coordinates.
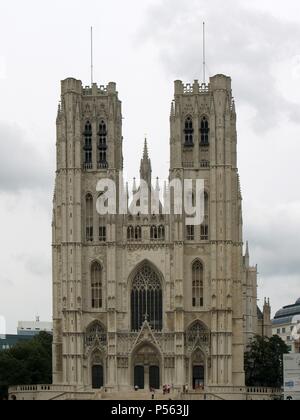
[186,321,210,390]
[92,364,104,389]
[91,352,104,389]
[132,344,161,390]
[192,350,205,390]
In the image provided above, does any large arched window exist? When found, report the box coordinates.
[192,261,204,308]
[91,262,103,309]
[98,120,108,169]
[131,264,163,331]
[86,194,94,242]
[200,116,209,146]
[184,116,194,147]
[84,121,93,168]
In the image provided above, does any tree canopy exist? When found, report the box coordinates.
[0,332,52,399]
[245,335,289,388]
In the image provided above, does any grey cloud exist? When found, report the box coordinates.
[138,0,300,131]
[244,203,300,278]
[0,122,53,192]
[16,253,51,279]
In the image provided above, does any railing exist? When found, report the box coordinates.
[9,384,74,393]
[247,387,282,394]
[97,162,108,169]
[83,163,93,170]
[183,162,194,168]
[200,160,210,169]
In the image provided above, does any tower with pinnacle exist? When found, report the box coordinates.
[49,75,270,399]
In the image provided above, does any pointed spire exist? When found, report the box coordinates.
[245,241,249,257]
[143,138,149,160]
[140,138,152,188]
[170,101,175,117]
[245,241,250,268]
[232,98,236,114]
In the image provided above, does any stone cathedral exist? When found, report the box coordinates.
[51,74,271,399]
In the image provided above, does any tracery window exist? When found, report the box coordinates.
[99,226,106,242]
[186,225,195,241]
[98,120,108,169]
[85,321,107,347]
[186,321,210,347]
[131,264,163,331]
[84,121,93,168]
[184,116,194,146]
[192,261,204,308]
[200,116,209,146]
[91,262,103,309]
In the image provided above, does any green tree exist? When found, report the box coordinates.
[245,335,289,388]
[0,332,52,399]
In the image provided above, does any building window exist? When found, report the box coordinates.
[131,264,162,332]
[186,225,195,241]
[158,225,165,241]
[98,120,108,169]
[192,261,204,308]
[277,329,280,334]
[282,328,286,334]
[91,262,103,309]
[86,194,94,242]
[200,224,209,241]
[99,226,106,242]
[135,226,142,241]
[127,226,134,241]
[150,226,158,240]
[84,121,93,168]
[184,116,194,147]
[200,116,209,146]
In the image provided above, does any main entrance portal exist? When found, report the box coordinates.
[133,344,160,390]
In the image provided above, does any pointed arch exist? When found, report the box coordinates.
[85,320,107,348]
[130,261,163,332]
[83,121,93,168]
[150,225,158,240]
[192,260,204,308]
[98,119,108,169]
[91,261,103,309]
[184,116,194,147]
[200,116,209,146]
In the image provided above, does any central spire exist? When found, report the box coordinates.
[140,138,152,188]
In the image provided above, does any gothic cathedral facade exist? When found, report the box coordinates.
[52,74,271,397]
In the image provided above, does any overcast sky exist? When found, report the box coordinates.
[0,0,299,333]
